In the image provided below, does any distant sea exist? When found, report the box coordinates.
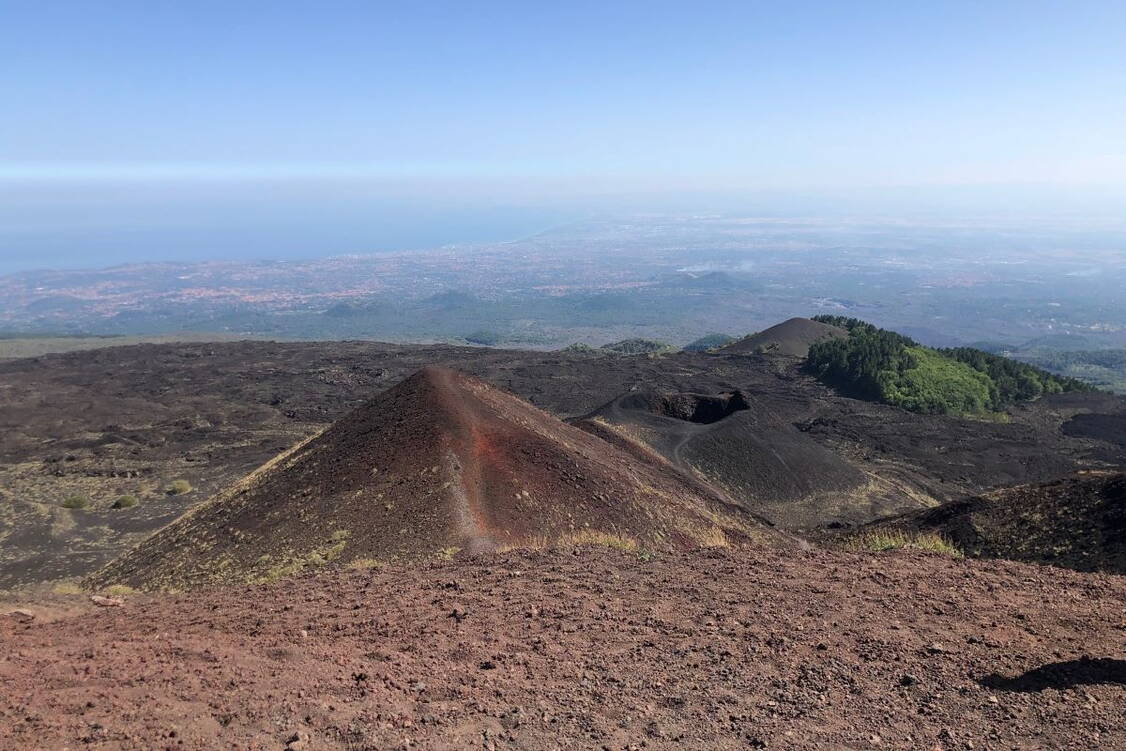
[0,181,578,274]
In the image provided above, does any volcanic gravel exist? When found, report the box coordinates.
[3,546,1124,750]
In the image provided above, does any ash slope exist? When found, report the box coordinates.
[579,389,898,529]
[860,471,1126,573]
[721,316,848,357]
[88,367,775,590]
[7,547,1126,750]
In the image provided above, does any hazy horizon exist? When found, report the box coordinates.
[3,1,1126,272]
[4,180,1126,274]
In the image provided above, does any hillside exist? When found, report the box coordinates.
[87,367,776,590]
[3,338,1123,589]
[854,471,1126,573]
[579,389,913,528]
[721,317,848,357]
[5,546,1125,749]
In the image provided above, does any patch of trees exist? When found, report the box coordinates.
[805,322,918,401]
[940,347,1091,405]
[810,315,896,336]
[600,339,675,355]
[806,318,1091,415]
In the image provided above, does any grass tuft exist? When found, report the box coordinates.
[111,494,139,509]
[692,525,730,548]
[558,530,640,552]
[847,529,963,558]
[346,558,383,571]
[165,479,193,495]
[61,494,90,509]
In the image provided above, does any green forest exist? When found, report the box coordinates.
[806,317,1092,415]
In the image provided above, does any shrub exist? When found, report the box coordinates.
[61,494,90,509]
[165,479,192,495]
[111,494,139,509]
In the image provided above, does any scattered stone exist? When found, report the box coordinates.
[286,730,310,750]
[90,595,124,608]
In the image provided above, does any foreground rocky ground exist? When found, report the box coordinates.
[2,546,1123,750]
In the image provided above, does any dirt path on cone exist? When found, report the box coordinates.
[2,547,1124,750]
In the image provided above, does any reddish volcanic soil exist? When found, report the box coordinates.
[87,367,773,590]
[3,547,1124,750]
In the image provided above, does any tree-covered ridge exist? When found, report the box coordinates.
[806,317,1092,415]
[939,347,1091,405]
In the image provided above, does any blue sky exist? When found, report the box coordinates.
[2,1,1126,269]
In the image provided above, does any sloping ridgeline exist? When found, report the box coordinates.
[806,316,1092,415]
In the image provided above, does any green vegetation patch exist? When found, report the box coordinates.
[806,316,1091,415]
[883,347,994,415]
[940,347,1090,404]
